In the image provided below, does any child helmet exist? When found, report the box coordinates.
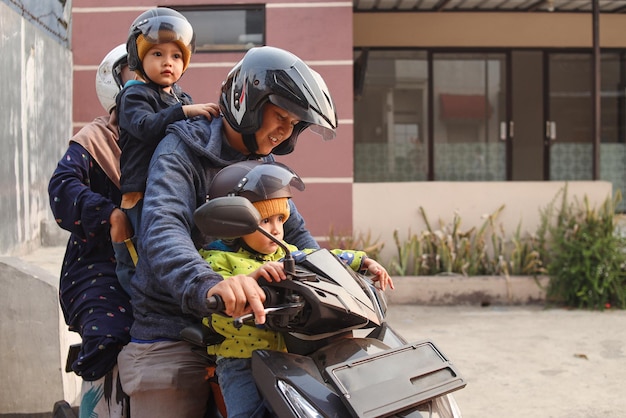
[208,161,305,203]
[220,46,338,156]
[95,44,128,113]
[126,7,195,76]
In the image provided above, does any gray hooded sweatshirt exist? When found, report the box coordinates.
[129,116,317,341]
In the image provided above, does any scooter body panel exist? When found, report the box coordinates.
[252,349,349,417]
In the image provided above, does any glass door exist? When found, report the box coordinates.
[432,52,508,181]
[599,52,626,212]
[353,50,428,182]
[547,53,594,181]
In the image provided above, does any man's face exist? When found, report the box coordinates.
[254,103,300,155]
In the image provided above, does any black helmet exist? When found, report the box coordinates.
[220,46,337,156]
[208,161,305,203]
[126,8,195,76]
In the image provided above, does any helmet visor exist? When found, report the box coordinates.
[234,162,305,199]
[135,15,195,51]
[269,94,337,141]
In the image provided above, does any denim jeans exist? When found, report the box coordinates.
[112,200,142,295]
[216,357,266,418]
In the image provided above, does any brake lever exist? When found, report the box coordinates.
[233,301,304,329]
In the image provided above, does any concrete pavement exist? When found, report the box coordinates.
[8,246,626,417]
[386,305,626,418]
[16,245,66,278]
[1,245,80,415]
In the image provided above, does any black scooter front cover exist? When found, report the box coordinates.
[252,349,350,417]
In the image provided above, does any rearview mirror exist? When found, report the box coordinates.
[193,195,296,274]
[193,196,261,239]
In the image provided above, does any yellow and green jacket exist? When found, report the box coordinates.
[199,241,367,358]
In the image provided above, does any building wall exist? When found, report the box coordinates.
[354,181,614,263]
[354,12,626,48]
[71,5,626,257]
[0,1,72,256]
[351,11,626,261]
[71,0,355,243]
[0,1,75,414]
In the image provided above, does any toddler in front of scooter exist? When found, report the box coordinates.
[199,161,393,418]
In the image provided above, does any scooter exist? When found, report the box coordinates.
[182,196,467,418]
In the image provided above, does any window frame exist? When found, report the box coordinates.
[175,4,266,53]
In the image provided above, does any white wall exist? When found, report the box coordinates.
[0,1,72,256]
[353,181,614,263]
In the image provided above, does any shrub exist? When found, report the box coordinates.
[331,185,626,311]
[387,205,545,277]
[540,188,626,309]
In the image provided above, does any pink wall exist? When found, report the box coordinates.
[72,1,355,243]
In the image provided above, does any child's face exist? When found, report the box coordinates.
[254,103,300,155]
[242,213,286,254]
[142,42,184,87]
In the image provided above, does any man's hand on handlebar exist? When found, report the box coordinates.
[207,275,267,324]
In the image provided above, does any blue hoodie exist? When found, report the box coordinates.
[129,116,318,341]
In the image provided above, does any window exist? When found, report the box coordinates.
[354,50,429,182]
[432,52,507,181]
[177,6,265,52]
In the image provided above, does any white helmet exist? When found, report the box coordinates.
[95,44,128,113]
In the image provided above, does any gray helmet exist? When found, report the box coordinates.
[95,44,127,113]
[220,46,337,156]
[209,161,305,203]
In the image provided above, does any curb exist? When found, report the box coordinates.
[385,275,549,306]
[14,246,550,306]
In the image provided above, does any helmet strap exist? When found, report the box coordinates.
[126,32,141,72]
[242,133,260,155]
[272,123,308,155]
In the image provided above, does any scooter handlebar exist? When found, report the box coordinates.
[206,294,226,312]
[206,287,296,329]
[206,287,279,313]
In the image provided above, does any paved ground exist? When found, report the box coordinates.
[386,305,626,418]
[16,246,626,418]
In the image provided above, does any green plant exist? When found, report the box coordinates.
[506,222,546,276]
[326,226,384,261]
[541,188,626,309]
[387,204,546,277]
[340,185,626,311]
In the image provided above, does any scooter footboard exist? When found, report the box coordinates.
[326,339,466,418]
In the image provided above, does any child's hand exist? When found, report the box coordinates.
[183,102,220,120]
[109,208,133,243]
[362,258,394,291]
[250,261,286,283]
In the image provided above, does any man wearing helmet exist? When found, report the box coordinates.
[113,7,219,294]
[48,44,135,418]
[117,46,338,417]
[199,161,393,418]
